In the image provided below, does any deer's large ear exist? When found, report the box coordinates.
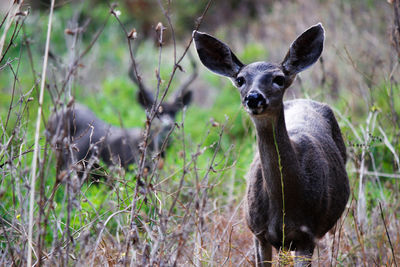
[193,31,243,78]
[129,65,155,109]
[175,89,192,108]
[281,23,324,76]
[137,89,155,109]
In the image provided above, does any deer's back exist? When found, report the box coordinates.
[66,105,111,161]
[101,127,142,167]
[284,99,349,237]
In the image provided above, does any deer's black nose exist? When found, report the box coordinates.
[245,92,266,110]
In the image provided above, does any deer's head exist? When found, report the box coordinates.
[136,84,192,127]
[193,24,324,118]
[129,64,195,152]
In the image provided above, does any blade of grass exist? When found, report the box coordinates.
[379,202,398,267]
[27,0,55,265]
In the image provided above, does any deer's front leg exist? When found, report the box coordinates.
[254,236,272,267]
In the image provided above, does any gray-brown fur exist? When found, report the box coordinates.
[48,104,144,171]
[47,68,194,177]
[193,24,349,266]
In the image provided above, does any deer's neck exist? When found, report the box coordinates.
[251,106,303,210]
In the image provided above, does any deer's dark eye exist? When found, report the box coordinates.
[236,76,245,87]
[272,75,285,87]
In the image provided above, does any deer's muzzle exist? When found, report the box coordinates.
[245,92,267,114]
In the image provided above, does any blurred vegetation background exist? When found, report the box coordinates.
[0,0,399,265]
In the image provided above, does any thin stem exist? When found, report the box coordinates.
[27,0,55,265]
[272,124,285,249]
[379,202,398,267]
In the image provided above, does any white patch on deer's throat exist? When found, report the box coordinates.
[300,225,310,234]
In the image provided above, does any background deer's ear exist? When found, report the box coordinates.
[137,89,155,109]
[193,31,243,78]
[173,90,192,111]
[129,65,155,109]
[178,90,192,107]
[281,23,324,76]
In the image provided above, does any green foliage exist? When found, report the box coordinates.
[240,42,269,62]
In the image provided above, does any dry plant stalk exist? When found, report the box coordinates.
[392,0,400,59]
[27,0,55,265]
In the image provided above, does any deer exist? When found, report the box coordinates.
[47,65,195,179]
[193,24,350,266]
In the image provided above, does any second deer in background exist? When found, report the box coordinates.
[47,62,196,179]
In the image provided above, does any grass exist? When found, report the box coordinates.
[1,0,400,266]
